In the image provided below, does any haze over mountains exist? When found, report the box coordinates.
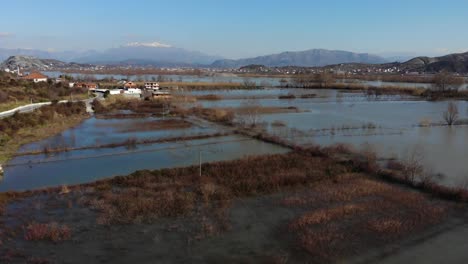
[211,49,387,68]
[0,44,389,68]
[1,43,468,73]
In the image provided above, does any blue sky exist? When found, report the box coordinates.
[0,0,467,58]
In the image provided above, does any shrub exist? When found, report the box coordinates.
[24,222,71,242]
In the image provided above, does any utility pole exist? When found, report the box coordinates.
[199,149,202,177]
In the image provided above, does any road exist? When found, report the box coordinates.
[0,97,96,119]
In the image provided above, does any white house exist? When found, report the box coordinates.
[124,88,142,95]
[109,89,123,95]
[144,82,160,91]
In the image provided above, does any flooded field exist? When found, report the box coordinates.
[1,116,287,191]
[45,71,468,90]
[2,87,468,192]
[189,88,468,187]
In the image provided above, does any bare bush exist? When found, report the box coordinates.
[401,146,425,183]
[432,71,465,92]
[237,98,262,127]
[443,102,459,126]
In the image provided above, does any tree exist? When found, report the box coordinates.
[432,71,464,93]
[443,101,458,126]
[401,146,425,183]
[238,98,261,127]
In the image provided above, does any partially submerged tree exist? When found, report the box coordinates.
[432,71,465,93]
[238,98,262,127]
[402,146,425,183]
[443,101,459,126]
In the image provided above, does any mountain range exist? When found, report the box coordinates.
[211,49,387,68]
[2,44,468,73]
[0,44,387,68]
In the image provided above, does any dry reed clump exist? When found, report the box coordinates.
[300,93,317,98]
[271,120,286,127]
[278,94,296,99]
[283,171,450,262]
[195,94,223,100]
[80,152,349,225]
[91,188,196,224]
[289,203,370,230]
[191,107,235,125]
[23,222,71,242]
[298,226,345,260]
[92,97,167,114]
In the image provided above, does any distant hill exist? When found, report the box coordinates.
[0,56,90,71]
[400,52,468,73]
[211,49,388,68]
[0,48,96,62]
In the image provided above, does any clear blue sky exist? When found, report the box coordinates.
[0,0,467,58]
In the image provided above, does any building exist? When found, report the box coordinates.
[124,88,142,94]
[22,72,48,83]
[74,82,98,89]
[144,82,160,91]
[124,81,138,88]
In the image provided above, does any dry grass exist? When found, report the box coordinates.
[0,145,459,262]
[23,222,71,242]
[234,106,299,115]
[282,174,449,262]
[195,94,223,100]
[191,107,235,125]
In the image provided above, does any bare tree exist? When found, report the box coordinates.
[432,71,464,93]
[243,78,256,88]
[443,101,459,126]
[238,98,261,127]
[401,146,425,183]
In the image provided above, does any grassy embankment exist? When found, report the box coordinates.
[0,102,89,164]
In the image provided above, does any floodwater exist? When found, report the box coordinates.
[192,88,468,187]
[44,71,284,86]
[45,71,468,90]
[1,117,287,192]
[3,87,468,191]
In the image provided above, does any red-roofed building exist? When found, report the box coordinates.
[22,72,48,83]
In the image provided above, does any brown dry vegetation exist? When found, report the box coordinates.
[194,94,223,100]
[0,73,88,106]
[0,145,464,263]
[190,107,235,125]
[91,96,167,114]
[283,176,448,262]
